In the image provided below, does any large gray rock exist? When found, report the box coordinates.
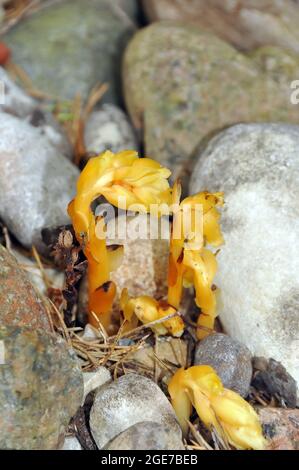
[0,326,83,450]
[0,112,79,251]
[123,22,299,180]
[194,333,252,397]
[84,104,137,157]
[106,421,185,450]
[4,0,136,104]
[89,373,182,449]
[0,67,71,157]
[190,123,299,387]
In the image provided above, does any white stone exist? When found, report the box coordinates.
[83,366,111,402]
[81,323,100,342]
[84,104,137,156]
[190,123,299,386]
[61,436,82,450]
[89,373,182,449]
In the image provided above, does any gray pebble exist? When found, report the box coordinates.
[194,333,252,397]
[106,421,185,450]
[89,373,182,449]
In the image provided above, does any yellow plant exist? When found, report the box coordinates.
[168,181,224,339]
[68,150,172,328]
[168,366,266,450]
[68,150,224,337]
[68,149,262,452]
[120,288,184,337]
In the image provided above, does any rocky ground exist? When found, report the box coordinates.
[0,0,298,451]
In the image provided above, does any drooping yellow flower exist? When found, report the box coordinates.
[70,150,172,237]
[120,288,184,337]
[68,150,172,328]
[168,366,266,450]
[167,182,224,340]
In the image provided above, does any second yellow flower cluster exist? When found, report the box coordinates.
[168,366,266,450]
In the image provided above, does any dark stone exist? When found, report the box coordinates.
[252,357,297,408]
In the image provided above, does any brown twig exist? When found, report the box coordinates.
[48,298,71,345]
[5,61,56,100]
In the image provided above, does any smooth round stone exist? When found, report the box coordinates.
[89,373,182,449]
[0,67,72,158]
[106,421,185,450]
[123,22,299,180]
[194,333,252,397]
[12,247,64,297]
[4,0,136,104]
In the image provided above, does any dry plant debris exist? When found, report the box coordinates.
[0,0,41,35]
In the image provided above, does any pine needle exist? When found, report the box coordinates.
[73,82,109,165]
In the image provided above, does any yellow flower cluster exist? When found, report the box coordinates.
[168,182,224,339]
[168,366,266,450]
[69,149,171,237]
